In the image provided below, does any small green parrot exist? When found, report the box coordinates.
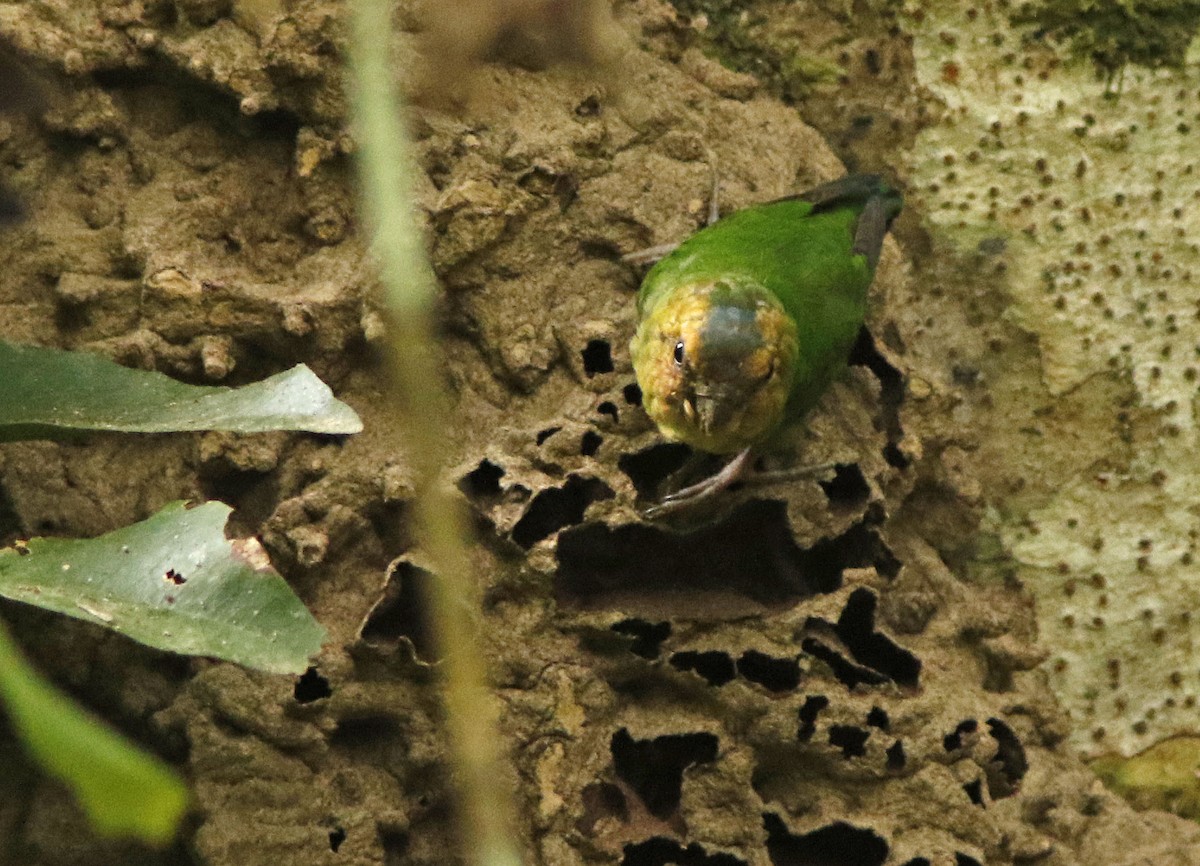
[629,173,902,515]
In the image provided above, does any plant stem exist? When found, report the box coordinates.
[347,5,522,866]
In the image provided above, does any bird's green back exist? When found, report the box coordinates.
[637,194,880,416]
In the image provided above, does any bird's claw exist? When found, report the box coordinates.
[747,461,839,486]
[641,447,755,520]
[640,454,842,520]
[640,482,719,520]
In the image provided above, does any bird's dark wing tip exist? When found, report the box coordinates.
[800,174,901,214]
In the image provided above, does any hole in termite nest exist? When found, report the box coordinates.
[985,717,1028,798]
[329,715,403,751]
[943,719,979,752]
[377,827,408,860]
[848,327,910,470]
[963,778,985,807]
[597,400,619,422]
[557,503,900,617]
[611,618,671,659]
[801,639,888,689]
[459,459,504,497]
[511,475,614,548]
[578,782,628,835]
[819,463,870,509]
[804,587,921,689]
[618,442,691,500]
[848,327,903,411]
[621,838,746,866]
[581,431,603,456]
[611,729,719,819]
[738,650,801,693]
[556,500,828,612]
[671,650,736,685]
[883,442,909,469]
[582,339,614,376]
[763,813,889,866]
[293,667,332,703]
[797,695,829,741]
[360,561,438,662]
[828,724,870,758]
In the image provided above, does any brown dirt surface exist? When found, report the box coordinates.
[1,1,1199,865]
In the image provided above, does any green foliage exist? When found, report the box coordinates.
[0,501,327,674]
[0,620,188,844]
[0,339,353,844]
[0,340,362,440]
[1092,737,1200,819]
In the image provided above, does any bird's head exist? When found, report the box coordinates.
[631,277,798,454]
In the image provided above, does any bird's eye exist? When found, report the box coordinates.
[673,340,685,366]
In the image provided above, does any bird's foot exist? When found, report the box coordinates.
[642,447,754,519]
[740,461,839,487]
[642,450,838,520]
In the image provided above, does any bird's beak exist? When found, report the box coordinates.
[693,390,736,434]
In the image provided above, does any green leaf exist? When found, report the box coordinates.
[0,619,187,843]
[1092,736,1200,820]
[0,502,326,674]
[0,340,362,440]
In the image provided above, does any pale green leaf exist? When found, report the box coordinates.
[0,340,361,440]
[0,501,326,674]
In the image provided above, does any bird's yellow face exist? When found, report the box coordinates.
[630,278,798,454]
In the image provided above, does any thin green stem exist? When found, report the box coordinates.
[347,5,522,866]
